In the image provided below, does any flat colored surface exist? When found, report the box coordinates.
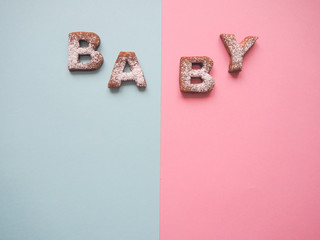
[0,1,161,240]
[161,0,320,240]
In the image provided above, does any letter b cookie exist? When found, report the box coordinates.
[68,32,103,71]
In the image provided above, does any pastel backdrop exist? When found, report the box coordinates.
[1,0,320,240]
[161,0,320,240]
[0,0,161,240]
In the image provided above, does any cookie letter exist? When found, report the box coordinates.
[179,56,214,93]
[220,34,258,73]
[68,32,103,71]
[108,52,146,88]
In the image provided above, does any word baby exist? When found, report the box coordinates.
[68,32,258,93]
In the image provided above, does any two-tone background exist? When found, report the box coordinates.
[1,0,320,240]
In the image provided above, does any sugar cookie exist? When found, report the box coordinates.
[179,56,214,93]
[68,32,103,71]
[108,52,146,88]
[220,34,258,73]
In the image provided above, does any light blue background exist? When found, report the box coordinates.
[0,0,161,240]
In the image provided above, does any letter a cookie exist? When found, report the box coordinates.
[108,52,146,88]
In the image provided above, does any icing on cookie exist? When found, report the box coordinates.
[108,52,146,88]
[220,34,258,72]
[68,32,103,71]
[180,56,215,93]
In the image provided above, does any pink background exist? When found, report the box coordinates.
[160,0,320,240]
